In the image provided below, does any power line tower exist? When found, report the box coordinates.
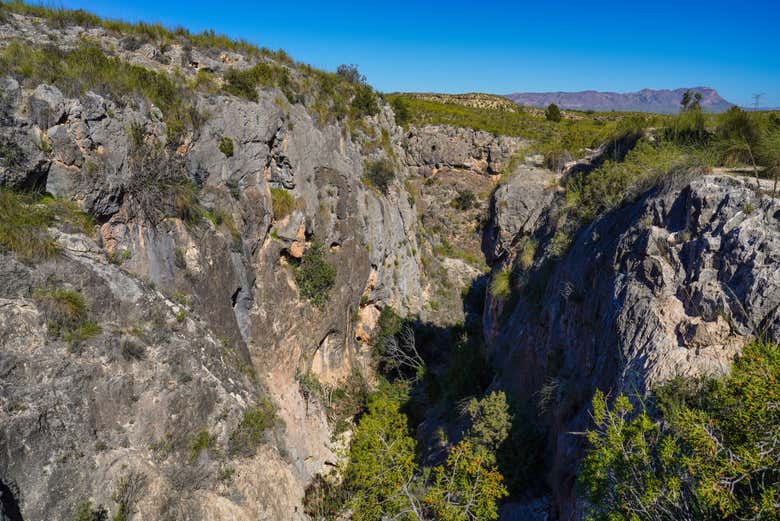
[751,93,764,111]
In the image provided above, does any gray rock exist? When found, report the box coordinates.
[28,84,66,129]
[404,124,527,175]
[484,174,780,519]
[47,124,83,166]
[486,166,559,261]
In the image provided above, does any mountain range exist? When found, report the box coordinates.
[505,87,735,114]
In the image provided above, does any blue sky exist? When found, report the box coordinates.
[59,0,780,107]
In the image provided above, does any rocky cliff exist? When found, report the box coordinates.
[0,6,778,521]
[485,166,780,518]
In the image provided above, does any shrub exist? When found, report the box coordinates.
[33,287,101,344]
[187,430,216,461]
[489,268,511,298]
[223,62,299,103]
[390,96,411,127]
[545,103,562,122]
[0,189,58,261]
[666,107,708,144]
[517,237,537,270]
[218,136,234,157]
[229,397,278,455]
[451,190,477,210]
[223,67,259,101]
[294,240,337,307]
[580,341,780,521]
[304,474,349,520]
[364,159,395,194]
[270,187,295,219]
[351,83,379,118]
[70,501,108,521]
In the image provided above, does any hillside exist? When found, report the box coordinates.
[506,86,735,113]
[0,3,779,521]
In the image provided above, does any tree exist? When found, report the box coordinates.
[345,385,424,521]
[466,391,512,455]
[336,64,365,84]
[680,90,703,112]
[425,440,509,521]
[545,103,562,122]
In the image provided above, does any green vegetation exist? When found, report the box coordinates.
[580,340,780,521]
[386,94,657,162]
[218,136,234,157]
[270,187,295,219]
[70,501,108,521]
[0,0,293,61]
[33,287,101,345]
[451,189,477,210]
[341,385,510,521]
[489,268,511,298]
[364,159,396,194]
[344,384,418,520]
[0,190,94,262]
[223,61,298,103]
[187,430,216,462]
[0,40,198,144]
[229,397,278,455]
[294,239,337,307]
[545,103,562,122]
[0,189,58,261]
[564,138,693,223]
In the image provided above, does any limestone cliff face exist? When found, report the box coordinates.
[0,12,430,520]
[2,9,779,521]
[485,169,780,519]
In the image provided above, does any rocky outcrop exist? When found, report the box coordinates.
[485,172,780,519]
[404,124,527,176]
[0,12,428,519]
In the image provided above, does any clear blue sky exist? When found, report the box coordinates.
[58,0,780,107]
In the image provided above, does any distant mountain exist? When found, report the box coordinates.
[505,87,735,114]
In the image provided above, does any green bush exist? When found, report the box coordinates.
[364,159,395,194]
[451,190,477,210]
[187,430,216,461]
[270,187,295,219]
[223,62,298,103]
[70,501,108,521]
[351,83,379,118]
[294,240,337,307]
[0,189,59,261]
[336,64,365,84]
[33,287,101,344]
[580,340,780,521]
[229,397,278,455]
[489,268,511,298]
[545,103,562,122]
[218,136,234,157]
[390,96,411,126]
